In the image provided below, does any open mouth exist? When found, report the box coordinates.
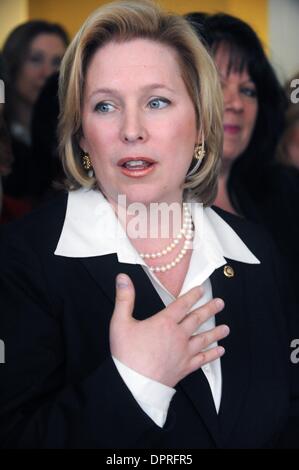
[122,160,153,170]
[117,157,157,177]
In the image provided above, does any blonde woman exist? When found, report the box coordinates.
[0,1,295,448]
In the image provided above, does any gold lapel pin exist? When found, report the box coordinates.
[224,265,234,278]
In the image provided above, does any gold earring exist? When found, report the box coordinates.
[186,143,206,179]
[82,153,92,170]
[194,143,206,161]
[82,153,94,178]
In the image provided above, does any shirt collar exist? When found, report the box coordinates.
[54,188,260,266]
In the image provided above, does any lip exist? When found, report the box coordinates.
[224,124,241,135]
[117,156,157,178]
[117,156,157,166]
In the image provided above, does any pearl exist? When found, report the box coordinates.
[138,205,194,273]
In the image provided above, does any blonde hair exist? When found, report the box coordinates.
[59,0,223,205]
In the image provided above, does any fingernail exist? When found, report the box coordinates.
[215,298,225,309]
[116,274,129,289]
[222,325,230,336]
[218,346,225,356]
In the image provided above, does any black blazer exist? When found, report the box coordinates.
[0,193,297,448]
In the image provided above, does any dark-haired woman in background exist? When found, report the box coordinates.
[0,54,13,220]
[186,12,299,447]
[2,21,68,206]
[30,72,64,201]
[0,115,13,219]
[185,13,288,217]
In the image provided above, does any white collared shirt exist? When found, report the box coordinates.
[55,188,260,427]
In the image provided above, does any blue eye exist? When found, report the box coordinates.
[241,87,257,98]
[148,98,170,109]
[95,102,114,113]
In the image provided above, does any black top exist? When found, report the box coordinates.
[0,193,298,448]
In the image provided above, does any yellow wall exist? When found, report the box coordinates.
[0,0,28,47]
[162,0,268,49]
[228,0,268,51]
[28,0,108,39]
[0,0,268,51]
[28,0,268,48]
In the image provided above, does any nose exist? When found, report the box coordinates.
[223,86,244,113]
[120,105,147,143]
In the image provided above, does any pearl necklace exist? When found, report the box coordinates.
[139,204,194,273]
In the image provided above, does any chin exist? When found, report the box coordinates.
[119,186,176,207]
[223,147,240,162]
[124,190,160,206]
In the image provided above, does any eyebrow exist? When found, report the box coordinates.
[88,83,175,100]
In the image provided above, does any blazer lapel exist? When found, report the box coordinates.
[80,254,165,319]
[211,260,251,443]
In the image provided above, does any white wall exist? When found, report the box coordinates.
[269,0,299,84]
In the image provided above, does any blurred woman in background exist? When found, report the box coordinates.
[2,20,68,201]
[276,106,299,171]
[0,54,13,219]
[277,72,299,171]
[185,13,287,218]
[185,12,299,297]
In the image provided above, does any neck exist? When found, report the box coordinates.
[108,193,184,237]
[215,174,238,215]
[106,193,193,281]
[109,193,191,258]
[219,157,232,179]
